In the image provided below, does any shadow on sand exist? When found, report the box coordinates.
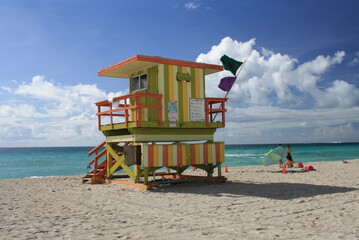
[151,181,358,200]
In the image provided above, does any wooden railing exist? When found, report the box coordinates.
[95,92,163,129]
[87,141,107,179]
[205,98,227,127]
[94,93,226,129]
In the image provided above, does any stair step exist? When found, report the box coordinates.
[85,144,109,184]
[82,178,90,183]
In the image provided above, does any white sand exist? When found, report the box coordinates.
[1,160,358,240]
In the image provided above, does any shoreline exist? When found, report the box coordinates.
[1,159,358,239]
[0,159,357,181]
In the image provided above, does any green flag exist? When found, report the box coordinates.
[220,55,243,76]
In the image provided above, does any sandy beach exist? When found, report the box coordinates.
[1,160,358,240]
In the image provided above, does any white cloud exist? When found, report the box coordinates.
[13,75,124,117]
[313,123,358,142]
[315,80,359,107]
[0,104,42,118]
[213,106,359,144]
[1,86,11,93]
[15,76,64,100]
[197,37,356,108]
[0,124,34,141]
[0,76,126,147]
[348,51,359,66]
[185,1,201,10]
[197,37,359,143]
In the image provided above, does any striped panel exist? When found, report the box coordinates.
[142,144,149,167]
[126,64,206,123]
[184,144,190,165]
[157,145,163,166]
[168,66,174,101]
[148,144,153,166]
[168,144,174,166]
[177,145,182,166]
[191,68,204,99]
[181,83,188,122]
[190,144,209,165]
[190,144,196,165]
[203,143,208,164]
[185,67,191,122]
[169,66,178,103]
[153,145,158,166]
[184,67,192,101]
[212,144,217,164]
[219,142,225,163]
[177,66,189,122]
[158,64,166,121]
[208,143,213,164]
[163,145,168,166]
[195,68,200,98]
[195,144,201,164]
[141,143,224,167]
[147,66,158,121]
[156,64,207,123]
[199,68,204,98]
[198,144,204,164]
[173,66,179,104]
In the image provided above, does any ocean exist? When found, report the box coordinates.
[0,143,358,180]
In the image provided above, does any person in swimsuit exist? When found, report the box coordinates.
[284,145,295,167]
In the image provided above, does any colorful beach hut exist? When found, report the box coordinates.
[83,55,228,189]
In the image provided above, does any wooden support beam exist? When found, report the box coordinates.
[134,164,140,182]
[177,166,189,175]
[106,147,113,178]
[217,162,222,177]
[107,143,136,180]
[143,167,149,183]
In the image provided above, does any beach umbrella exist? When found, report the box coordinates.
[262,146,285,166]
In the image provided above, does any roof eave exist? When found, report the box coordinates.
[98,55,223,78]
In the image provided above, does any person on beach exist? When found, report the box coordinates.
[284,145,295,167]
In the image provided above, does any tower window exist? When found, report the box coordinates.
[131,74,147,92]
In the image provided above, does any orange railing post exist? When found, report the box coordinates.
[88,141,106,157]
[97,105,101,130]
[124,98,129,127]
[110,104,113,129]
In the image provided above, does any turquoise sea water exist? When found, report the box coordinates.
[0,143,358,179]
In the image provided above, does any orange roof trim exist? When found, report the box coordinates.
[98,55,223,78]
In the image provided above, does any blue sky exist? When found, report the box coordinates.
[0,0,358,147]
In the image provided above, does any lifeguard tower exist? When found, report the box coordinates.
[83,55,228,189]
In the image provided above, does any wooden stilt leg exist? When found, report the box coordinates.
[207,163,213,177]
[144,167,149,183]
[106,147,113,179]
[134,164,140,183]
[218,162,222,177]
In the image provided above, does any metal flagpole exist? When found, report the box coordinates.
[212,60,246,122]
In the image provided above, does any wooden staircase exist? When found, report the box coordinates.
[82,141,132,184]
[82,141,107,184]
